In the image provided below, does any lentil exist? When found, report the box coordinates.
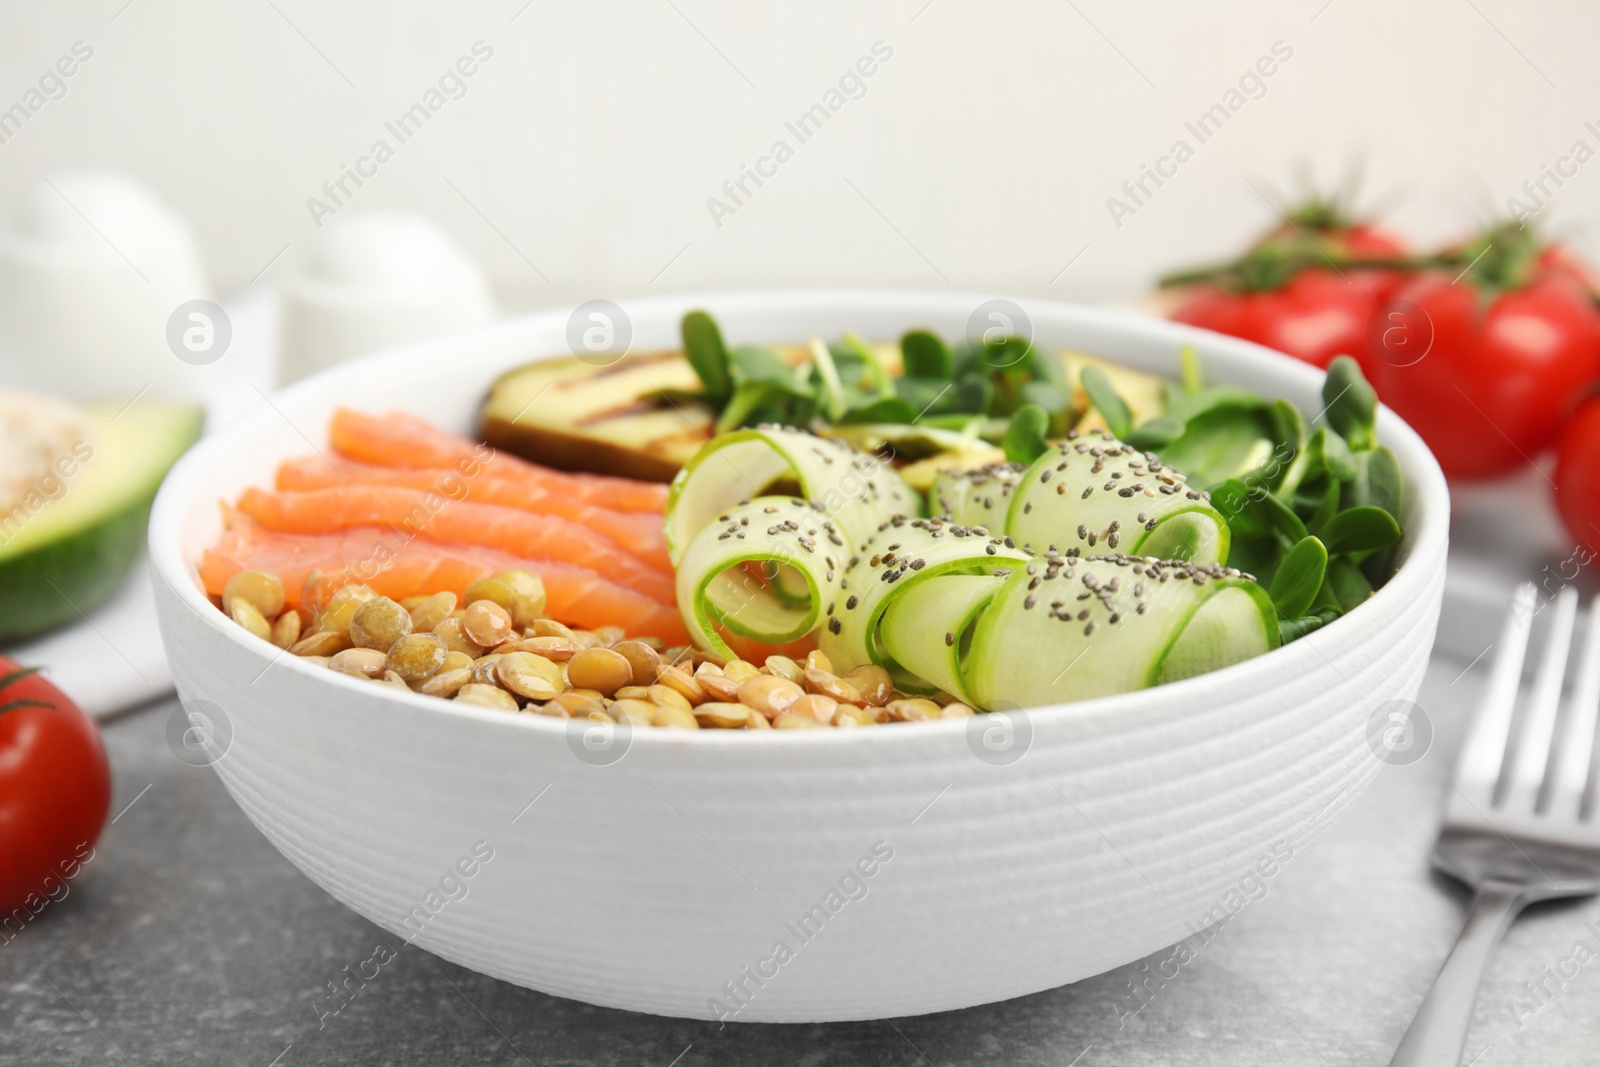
[223,570,285,619]
[530,618,577,641]
[646,684,694,715]
[655,665,706,705]
[697,673,742,702]
[431,617,484,657]
[419,667,473,698]
[696,702,751,728]
[609,698,658,726]
[269,609,303,650]
[722,659,760,684]
[454,684,518,712]
[386,632,448,682]
[612,640,663,685]
[290,630,349,657]
[789,694,839,724]
[315,584,376,636]
[800,668,862,704]
[408,591,457,633]
[330,647,388,679]
[737,675,804,717]
[462,600,514,647]
[230,599,271,642]
[349,597,412,652]
[518,635,578,662]
[763,655,802,682]
[650,704,700,730]
[842,664,893,706]
[566,647,632,696]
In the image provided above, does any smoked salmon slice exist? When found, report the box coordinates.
[328,408,669,514]
[235,485,675,604]
[274,454,670,571]
[200,510,690,645]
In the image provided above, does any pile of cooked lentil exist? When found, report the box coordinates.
[217,567,977,729]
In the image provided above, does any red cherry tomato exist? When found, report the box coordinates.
[1170,222,1409,370]
[1173,269,1391,370]
[0,659,110,915]
[1555,396,1600,557]
[1540,242,1600,297]
[1334,223,1408,261]
[1363,272,1600,479]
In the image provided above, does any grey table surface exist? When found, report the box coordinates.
[4,646,1598,1067]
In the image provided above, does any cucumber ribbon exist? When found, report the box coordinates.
[668,426,1278,707]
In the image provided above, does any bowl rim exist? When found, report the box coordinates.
[149,287,1450,750]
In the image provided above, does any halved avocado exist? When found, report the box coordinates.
[480,342,830,482]
[0,400,203,642]
[481,349,719,483]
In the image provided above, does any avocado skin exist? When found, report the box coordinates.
[0,491,154,643]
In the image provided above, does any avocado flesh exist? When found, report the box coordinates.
[0,400,203,642]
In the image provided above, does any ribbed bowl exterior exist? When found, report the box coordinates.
[150,291,1449,1022]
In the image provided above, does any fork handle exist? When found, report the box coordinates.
[1388,883,1526,1067]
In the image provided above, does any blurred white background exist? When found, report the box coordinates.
[0,0,1594,308]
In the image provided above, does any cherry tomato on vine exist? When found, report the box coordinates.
[0,659,109,915]
[1362,226,1600,480]
[1168,205,1410,370]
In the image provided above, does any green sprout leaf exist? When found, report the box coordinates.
[1299,475,1341,535]
[1269,536,1328,619]
[1325,556,1375,611]
[1279,608,1341,643]
[1319,505,1402,554]
[1211,477,1307,542]
[714,381,777,434]
[900,329,953,379]
[808,337,846,420]
[730,344,798,387]
[1003,404,1051,465]
[1308,426,1357,482]
[681,310,732,404]
[843,333,894,396]
[1180,344,1203,395]
[1323,355,1378,451]
[1343,446,1402,516]
[951,374,994,416]
[1080,366,1133,439]
[1123,415,1187,451]
[1028,343,1071,394]
[837,396,920,425]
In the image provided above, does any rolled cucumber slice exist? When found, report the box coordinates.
[963,553,1278,709]
[672,496,847,660]
[935,430,1229,565]
[880,573,1007,704]
[819,515,1031,691]
[928,462,1022,531]
[665,424,920,565]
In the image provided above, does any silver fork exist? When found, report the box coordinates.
[1389,583,1600,1066]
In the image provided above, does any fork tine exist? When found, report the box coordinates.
[1548,597,1600,820]
[1503,587,1578,811]
[1455,583,1538,798]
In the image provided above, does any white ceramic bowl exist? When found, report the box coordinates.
[149,290,1449,1023]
